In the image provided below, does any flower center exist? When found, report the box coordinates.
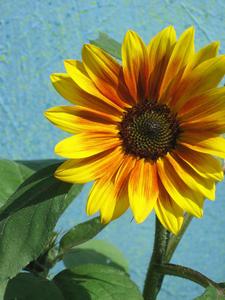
[119,100,180,160]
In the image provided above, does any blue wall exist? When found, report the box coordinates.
[1,1,225,299]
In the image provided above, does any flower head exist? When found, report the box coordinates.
[45,26,225,234]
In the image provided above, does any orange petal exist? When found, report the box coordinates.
[157,157,204,218]
[45,105,119,134]
[166,154,215,200]
[54,146,124,183]
[147,25,176,100]
[87,176,129,223]
[182,41,219,78]
[55,133,121,159]
[64,60,124,113]
[122,30,148,101]
[191,41,219,67]
[176,145,223,181]
[172,55,225,111]
[179,87,225,118]
[50,73,120,116]
[87,178,115,217]
[179,132,225,158]
[155,181,183,235]
[128,159,158,223]
[179,88,225,134]
[181,116,225,134]
[82,44,130,108]
[159,27,195,98]
[50,73,80,104]
[111,183,130,221]
[115,155,136,191]
[100,180,129,223]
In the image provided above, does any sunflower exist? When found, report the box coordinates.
[45,26,225,234]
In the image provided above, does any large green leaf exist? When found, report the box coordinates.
[0,160,83,283]
[90,32,121,60]
[54,264,143,300]
[0,281,7,300]
[4,273,64,300]
[60,217,106,251]
[194,285,225,300]
[63,239,128,273]
[0,159,58,212]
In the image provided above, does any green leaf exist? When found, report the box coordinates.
[60,217,106,251]
[90,32,121,59]
[0,159,59,212]
[194,285,225,300]
[63,239,129,273]
[0,281,7,299]
[0,160,67,220]
[0,160,83,283]
[4,273,64,300]
[54,264,143,300]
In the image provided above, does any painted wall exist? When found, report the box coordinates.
[1,1,225,299]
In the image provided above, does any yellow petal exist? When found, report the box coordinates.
[159,27,195,97]
[64,60,124,112]
[180,133,225,158]
[111,184,129,221]
[128,159,158,223]
[176,145,223,181]
[50,73,120,115]
[87,178,115,217]
[44,105,119,134]
[115,155,136,191]
[172,55,225,111]
[122,30,148,101]
[54,147,124,183]
[167,154,215,200]
[192,41,219,67]
[155,182,184,235]
[50,73,79,104]
[87,176,129,223]
[82,44,130,108]
[55,133,121,159]
[100,181,129,223]
[157,158,204,218]
[82,44,120,83]
[179,87,225,119]
[181,115,225,134]
[182,41,219,78]
[179,87,225,134]
[148,25,176,100]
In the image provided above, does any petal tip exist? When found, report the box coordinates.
[183,26,195,38]
[50,73,58,83]
[166,24,176,33]
[213,40,220,49]
[133,213,147,224]
[44,109,51,119]
[54,168,61,179]
[196,209,203,219]
[86,204,93,217]
[64,59,75,71]
[100,215,110,225]
[54,142,65,157]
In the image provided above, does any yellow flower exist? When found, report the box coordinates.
[45,26,225,234]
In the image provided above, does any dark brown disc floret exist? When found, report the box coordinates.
[119,100,180,161]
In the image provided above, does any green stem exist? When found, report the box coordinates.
[165,214,193,262]
[143,216,170,300]
[156,263,224,292]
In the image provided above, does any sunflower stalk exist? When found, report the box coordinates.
[143,216,170,300]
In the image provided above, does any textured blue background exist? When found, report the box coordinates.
[1,1,225,299]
